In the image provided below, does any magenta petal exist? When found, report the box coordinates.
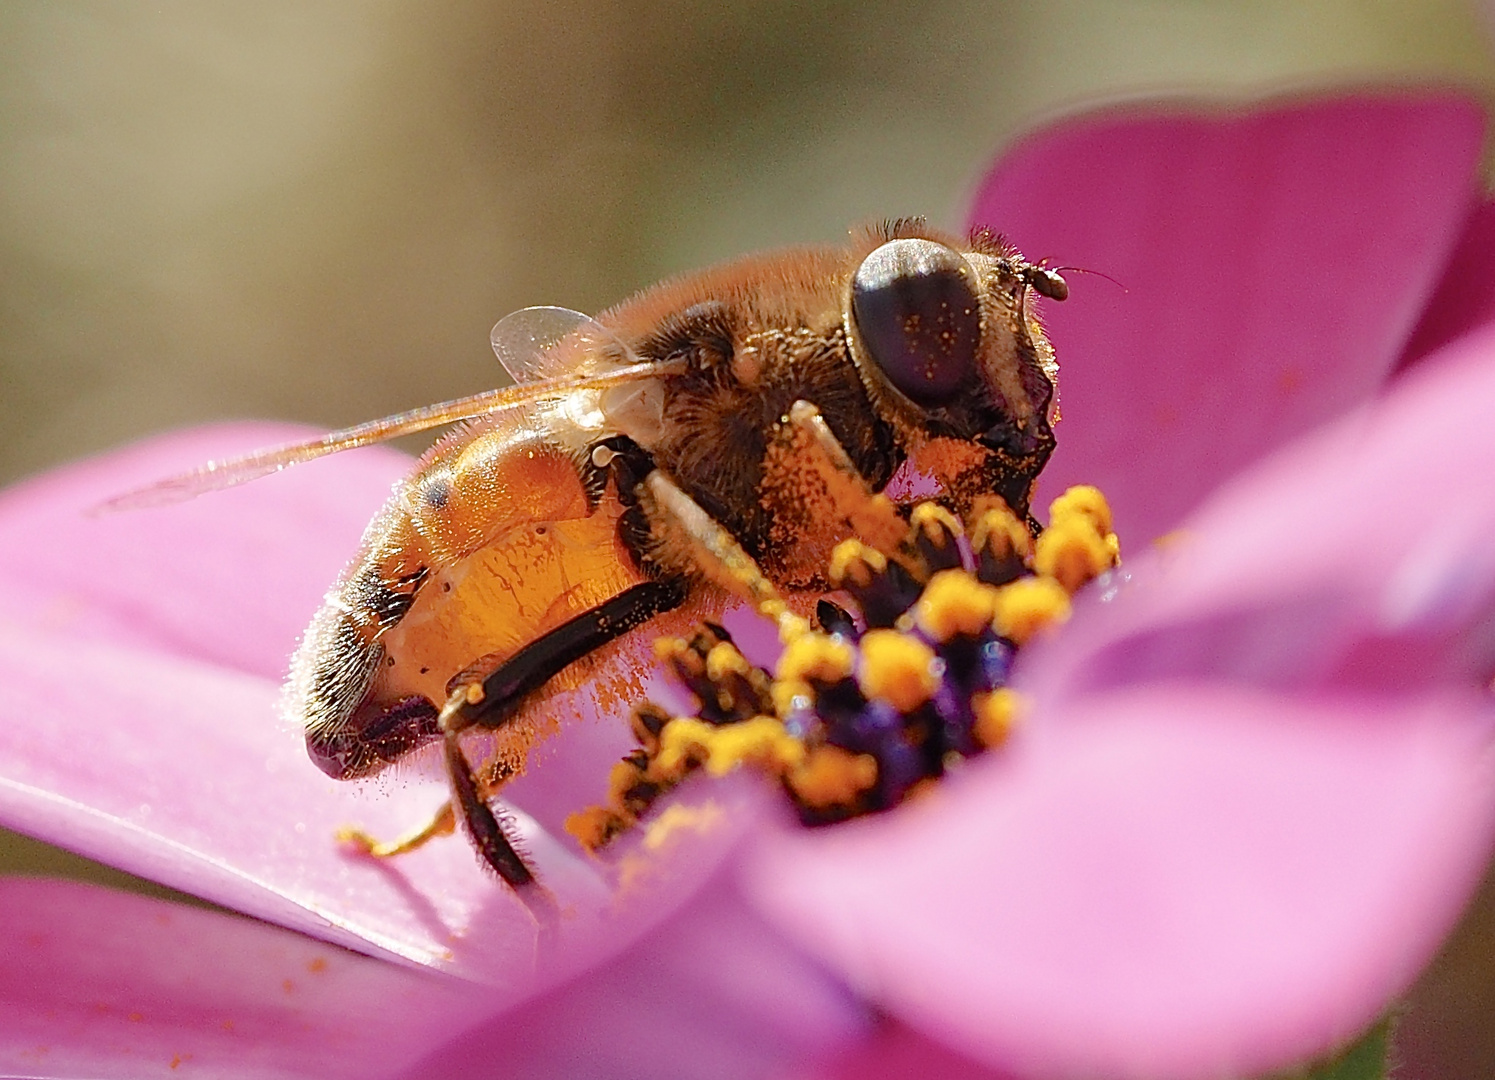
[0,616,608,979]
[1400,200,1495,369]
[0,423,410,682]
[398,866,869,1080]
[0,878,485,1079]
[747,684,1495,1080]
[1022,333,1495,702]
[801,1022,1017,1080]
[969,92,1485,542]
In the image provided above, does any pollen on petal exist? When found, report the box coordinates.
[858,629,940,712]
[993,576,1071,644]
[787,745,879,808]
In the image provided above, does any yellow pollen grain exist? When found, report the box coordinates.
[1050,485,1113,536]
[828,539,887,588]
[1033,516,1114,594]
[652,636,687,661]
[915,569,1000,641]
[777,632,855,685]
[653,718,716,778]
[857,629,939,712]
[972,688,1022,748]
[992,576,1071,644]
[775,611,813,645]
[700,716,804,777]
[705,641,751,682]
[787,745,878,807]
[564,805,629,852]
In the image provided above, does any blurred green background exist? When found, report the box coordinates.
[3,2,1495,1075]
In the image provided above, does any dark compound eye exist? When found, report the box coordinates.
[852,238,982,407]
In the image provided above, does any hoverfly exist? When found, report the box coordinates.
[116,218,1065,893]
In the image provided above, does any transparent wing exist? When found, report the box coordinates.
[102,359,677,511]
[491,306,634,383]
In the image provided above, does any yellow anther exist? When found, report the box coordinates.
[653,717,716,778]
[606,759,645,802]
[705,641,751,683]
[1050,485,1113,536]
[914,568,1001,641]
[771,678,813,719]
[630,701,670,754]
[700,716,805,777]
[829,539,887,589]
[775,610,813,645]
[992,576,1071,644]
[564,805,631,852]
[1034,515,1114,594]
[787,745,879,808]
[970,502,1033,562]
[909,502,962,550]
[858,629,940,713]
[972,688,1022,748]
[777,632,855,685]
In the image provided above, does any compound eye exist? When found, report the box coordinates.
[852,238,982,406]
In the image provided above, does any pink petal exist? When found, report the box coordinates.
[0,616,601,977]
[969,92,1485,543]
[0,422,407,681]
[747,684,1495,1080]
[0,878,485,1079]
[1022,330,1495,703]
[1399,199,1495,370]
[798,1022,1017,1080]
[396,865,870,1080]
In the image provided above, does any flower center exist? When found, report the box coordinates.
[566,485,1120,848]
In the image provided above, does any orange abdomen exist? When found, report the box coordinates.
[292,418,647,779]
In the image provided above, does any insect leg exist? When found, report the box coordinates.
[635,469,819,644]
[435,577,689,885]
[339,800,454,858]
[445,578,689,734]
[766,399,908,556]
[437,717,537,888]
